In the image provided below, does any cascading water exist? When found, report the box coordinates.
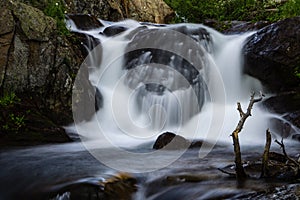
[67,18,297,148]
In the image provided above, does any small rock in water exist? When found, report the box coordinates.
[153,132,191,150]
[103,25,128,37]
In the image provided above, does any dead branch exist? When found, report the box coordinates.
[261,129,271,178]
[275,138,300,174]
[231,92,263,181]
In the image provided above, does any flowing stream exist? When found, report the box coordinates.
[0,18,299,200]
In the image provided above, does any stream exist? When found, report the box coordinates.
[0,142,299,199]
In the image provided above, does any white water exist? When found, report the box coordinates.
[67,19,294,148]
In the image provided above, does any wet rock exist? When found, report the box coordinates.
[292,134,300,142]
[223,21,270,34]
[243,17,300,92]
[47,173,137,200]
[153,132,191,150]
[268,118,295,138]
[67,14,103,30]
[204,20,270,34]
[263,92,300,114]
[262,92,300,129]
[103,25,128,37]
[102,173,137,200]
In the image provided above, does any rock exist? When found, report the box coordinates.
[67,14,103,30]
[127,0,174,24]
[153,132,191,150]
[102,172,137,200]
[0,9,15,88]
[10,0,56,41]
[263,92,300,114]
[292,134,300,142]
[65,0,174,23]
[262,92,300,129]
[0,1,97,145]
[243,17,300,92]
[103,25,128,37]
[223,21,270,34]
[204,20,270,34]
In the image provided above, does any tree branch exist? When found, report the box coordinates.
[231,92,263,181]
[275,139,300,173]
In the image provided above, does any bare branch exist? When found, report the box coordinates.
[231,92,263,181]
[275,139,300,170]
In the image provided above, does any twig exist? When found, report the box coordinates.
[275,139,300,171]
[261,129,271,178]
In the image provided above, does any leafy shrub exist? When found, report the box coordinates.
[164,0,300,23]
[0,93,26,132]
[44,0,69,35]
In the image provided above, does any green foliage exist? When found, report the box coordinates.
[164,0,300,23]
[295,66,300,79]
[8,114,25,130]
[0,92,20,107]
[277,0,300,19]
[0,93,26,132]
[44,0,69,35]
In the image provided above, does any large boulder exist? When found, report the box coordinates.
[243,17,300,92]
[0,0,96,145]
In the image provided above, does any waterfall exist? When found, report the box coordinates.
[66,18,296,149]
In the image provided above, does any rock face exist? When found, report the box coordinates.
[0,0,96,144]
[65,0,174,23]
[243,17,300,92]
